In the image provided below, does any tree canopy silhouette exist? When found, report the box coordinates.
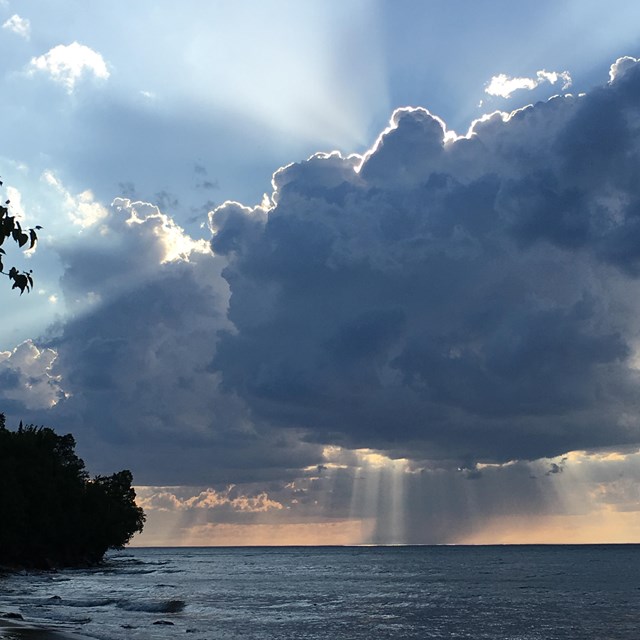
[0,415,145,569]
[0,180,40,294]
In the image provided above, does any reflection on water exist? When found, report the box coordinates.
[1,545,640,640]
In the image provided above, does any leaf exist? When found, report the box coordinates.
[0,179,40,294]
[11,273,28,294]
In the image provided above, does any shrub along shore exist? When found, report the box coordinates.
[0,414,145,570]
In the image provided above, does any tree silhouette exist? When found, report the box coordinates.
[0,180,40,294]
[0,416,145,569]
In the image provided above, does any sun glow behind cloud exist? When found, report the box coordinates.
[460,450,640,544]
[171,1,388,150]
[133,446,640,546]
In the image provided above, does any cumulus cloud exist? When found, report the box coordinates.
[609,56,639,83]
[210,56,640,470]
[29,42,109,92]
[8,55,640,532]
[2,14,30,39]
[138,486,284,514]
[485,69,571,98]
[12,197,322,484]
[0,341,64,410]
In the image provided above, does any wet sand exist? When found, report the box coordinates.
[0,620,90,640]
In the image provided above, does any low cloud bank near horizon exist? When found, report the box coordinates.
[3,57,640,541]
[133,447,640,545]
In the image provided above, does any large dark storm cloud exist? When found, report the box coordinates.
[210,57,640,467]
[4,199,321,484]
[6,57,640,488]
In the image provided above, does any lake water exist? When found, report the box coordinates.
[1,545,639,639]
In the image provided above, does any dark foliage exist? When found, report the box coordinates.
[0,414,145,569]
[0,179,40,294]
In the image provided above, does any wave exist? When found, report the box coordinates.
[64,599,117,608]
[118,599,186,614]
[45,596,185,614]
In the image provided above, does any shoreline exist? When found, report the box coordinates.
[0,619,93,640]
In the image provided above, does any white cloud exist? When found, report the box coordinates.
[0,341,65,410]
[5,186,26,222]
[485,69,572,98]
[29,42,109,92]
[2,14,30,39]
[138,486,284,513]
[42,170,108,228]
[536,69,572,88]
[485,73,538,98]
[116,198,209,263]
[609,56,639,83]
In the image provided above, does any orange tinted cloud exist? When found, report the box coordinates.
[133,518,375,547]
[458,509,640,545]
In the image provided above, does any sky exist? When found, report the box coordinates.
[2,1,640,545]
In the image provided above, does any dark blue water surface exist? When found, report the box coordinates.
[1,545,639,639]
